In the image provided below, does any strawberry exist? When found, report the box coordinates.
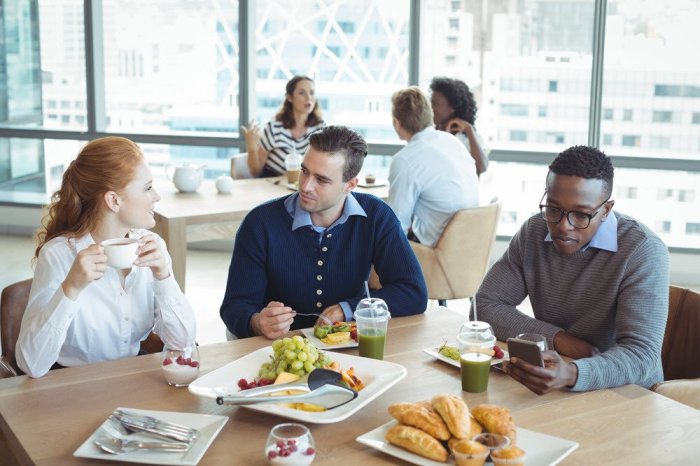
[162,358,173,366]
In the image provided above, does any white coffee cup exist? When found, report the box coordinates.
[101,238,139,269]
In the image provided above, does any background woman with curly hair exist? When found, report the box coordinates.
[429,77,489,175]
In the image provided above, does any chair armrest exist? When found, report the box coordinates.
[652,379,700,410]
[0,356,18,379]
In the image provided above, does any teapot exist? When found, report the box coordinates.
[165,163,205,193]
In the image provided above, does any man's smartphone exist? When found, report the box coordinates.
[507,338,545,367]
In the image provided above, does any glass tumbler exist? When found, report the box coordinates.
[161,343,200,387]
[265,423,316,465]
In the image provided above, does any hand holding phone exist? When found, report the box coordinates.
[507,337,545,368]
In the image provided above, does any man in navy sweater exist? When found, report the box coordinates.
[221,126,428,339]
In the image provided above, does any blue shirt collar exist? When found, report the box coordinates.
[545,211,618,252]
[284,192,367,231]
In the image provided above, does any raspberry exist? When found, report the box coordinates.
[189,360,199,368]
[237,378,247,388]
[493,345,505,359]
[162,358,173,366]
[305,447,316,455]
[287,439,296,446]
[276,440,285,448]
[267,450,278,459]
[176,355,185,365]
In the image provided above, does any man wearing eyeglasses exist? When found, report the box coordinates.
[476,145,669,394]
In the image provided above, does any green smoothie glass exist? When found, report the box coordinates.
[354,298,390,360]
[457,321,496,393]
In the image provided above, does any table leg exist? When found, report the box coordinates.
[152,216,187,291]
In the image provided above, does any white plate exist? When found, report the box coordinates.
[423,345,509,369]
[300,327,359,350]
[285,182,298,191]
[73,408,228,465]
[188,347,406,424]
[357,178,387,188]
[357,420,579,466]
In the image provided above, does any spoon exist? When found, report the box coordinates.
[94,434,190,454]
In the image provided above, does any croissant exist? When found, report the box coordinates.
[388,402,450,440]
[385,424,449,462]
[431,394,471,439]
[470,403,517,444]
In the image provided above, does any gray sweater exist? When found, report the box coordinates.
[476,212,669,391]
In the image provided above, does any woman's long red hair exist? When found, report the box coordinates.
[35,137,143,259]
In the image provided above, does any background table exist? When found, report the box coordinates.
[152,178,389,291]
[1,308,698,465]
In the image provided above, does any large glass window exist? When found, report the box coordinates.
[601,0,700,159]
[1,0,85,131]
[253,0,409,141]
[420,0,595,152]
[101,0,239,135]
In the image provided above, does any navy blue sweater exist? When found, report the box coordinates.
[220,192,428,338]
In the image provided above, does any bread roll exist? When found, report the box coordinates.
[388,402,450,440]
[385,424,449,462]
[431,394,472,439]
[470,404,517,444]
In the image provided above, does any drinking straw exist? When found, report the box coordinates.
[472,296,478,322]
[364,281,371,300]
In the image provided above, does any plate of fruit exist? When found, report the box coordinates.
[300,322,358,350]
[423,341,508,369]
[189,336,406,423]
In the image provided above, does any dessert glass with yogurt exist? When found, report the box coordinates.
[161,344,200,387]
[265,423,316,466]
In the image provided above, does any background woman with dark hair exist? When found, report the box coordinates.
[242,75,325,177]
[16,137,196,377]
[429,77,489,176]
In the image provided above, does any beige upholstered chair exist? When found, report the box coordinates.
[652,286,700,409]
[230,152,253,179]
[0,278,32,377]
[405,199,502,307]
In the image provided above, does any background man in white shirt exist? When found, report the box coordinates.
[388,86,480,246]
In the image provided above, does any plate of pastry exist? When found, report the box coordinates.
[357,421,578,465]
[356,396,578,466]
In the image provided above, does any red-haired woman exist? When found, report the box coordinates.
[242,75,325,177]
[16,137,196,377]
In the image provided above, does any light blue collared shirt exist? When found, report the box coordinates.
[283,192,367,320]
[544,210,618,252]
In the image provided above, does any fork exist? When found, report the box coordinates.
[107,415,189,444]
[113,410,198,443]
[293,312,333,325]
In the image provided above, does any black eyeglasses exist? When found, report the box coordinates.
[539,193,610,229]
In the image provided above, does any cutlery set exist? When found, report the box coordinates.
[94,409,199,455]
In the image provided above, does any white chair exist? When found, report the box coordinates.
[230,152,253,179]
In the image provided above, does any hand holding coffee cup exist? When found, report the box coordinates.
[61,243,108,300]
[134,234,170,280]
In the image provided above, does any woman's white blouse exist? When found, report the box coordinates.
[15,230,196,378]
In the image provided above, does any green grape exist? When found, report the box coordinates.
[303,361,314,372]
[276,366,285,376]
[284,350,296,361]
[438,345,460,361]
[272,340,284,352]
[278,360,288,371]
[297,351,308,362]
[307,352,318,364]
[290,361,304,371]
